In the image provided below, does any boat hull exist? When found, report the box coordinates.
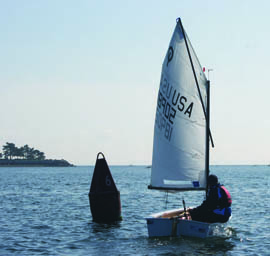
[146,208,221,238]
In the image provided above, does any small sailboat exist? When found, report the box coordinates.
[146,18,218,238]
[89,152,121,223]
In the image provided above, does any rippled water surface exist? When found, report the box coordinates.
[0,165,269,255]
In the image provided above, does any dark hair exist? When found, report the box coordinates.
[208,174,218,186]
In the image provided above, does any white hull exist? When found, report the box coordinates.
[146,208,221,238]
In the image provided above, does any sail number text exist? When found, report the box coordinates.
[155,75,194,141]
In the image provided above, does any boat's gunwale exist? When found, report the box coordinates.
[146,207,218,227]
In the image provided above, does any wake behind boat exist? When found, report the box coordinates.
[146,18,224,238]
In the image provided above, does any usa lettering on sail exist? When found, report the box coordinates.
[155,74,194,142]
[160,75,194,119]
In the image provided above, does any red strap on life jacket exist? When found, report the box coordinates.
[221,185,232,205]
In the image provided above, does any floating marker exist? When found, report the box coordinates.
[88,152,121,223]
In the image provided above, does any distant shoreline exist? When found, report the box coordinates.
[0,159,74,167]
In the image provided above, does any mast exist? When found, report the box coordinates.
[177,17,211,193]
[177,18,214,148]
[205,80,210,195]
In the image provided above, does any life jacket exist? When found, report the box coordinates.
[213,185,232,216]
[218,185,232,207]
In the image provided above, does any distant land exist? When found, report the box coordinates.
[0,142,73,167]
[0,159,73,167]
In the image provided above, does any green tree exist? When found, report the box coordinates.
[21,145,31,159]
[37,151,45,160]
[3,142,16,160]
[33,150,45,160]
[2,143,46,160]
[14,147,24,159]
[27,147,35,160]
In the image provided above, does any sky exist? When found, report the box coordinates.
[0,0,270,165]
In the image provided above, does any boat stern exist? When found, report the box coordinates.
[146,209,218,238]
[146,217,176,237]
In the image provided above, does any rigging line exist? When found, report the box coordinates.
[177,18,214,148]
[164,191,169,209]
[205,70,211,191]
[182,197,187,219]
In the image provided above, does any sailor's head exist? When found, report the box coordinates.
[208,174,218,186]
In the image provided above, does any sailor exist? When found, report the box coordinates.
[188,174,232,223]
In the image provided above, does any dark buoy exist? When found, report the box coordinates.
[88,152,122,223]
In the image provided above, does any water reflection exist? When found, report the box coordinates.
[89,221,122,234]
[147,236,235,255]
[203,237,235,253]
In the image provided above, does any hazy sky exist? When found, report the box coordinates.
[1,0,269,165]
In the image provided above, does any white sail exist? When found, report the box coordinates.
[150,20,208,190]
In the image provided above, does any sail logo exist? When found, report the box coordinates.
[167,46,174,66]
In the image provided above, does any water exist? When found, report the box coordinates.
[0,165,269,255]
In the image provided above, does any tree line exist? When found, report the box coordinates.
[0,142,46,161]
